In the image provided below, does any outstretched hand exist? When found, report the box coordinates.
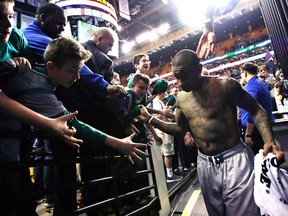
[196,26,216,60]
[49,111,83,148]
[161,109,175,119]
[263,143,285,164]
[119,133,148,164]
[125,123,140,135]
[136,105,151,122]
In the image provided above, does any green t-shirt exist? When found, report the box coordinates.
[0,28,34,62]
[127,73,135,89]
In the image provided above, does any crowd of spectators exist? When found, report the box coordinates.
[125,27,275,87]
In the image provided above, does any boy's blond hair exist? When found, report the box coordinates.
[44,37,92,68]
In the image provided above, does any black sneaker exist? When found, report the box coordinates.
[173,168,182,175]
[166,174,183,183]
[183,167,191,173]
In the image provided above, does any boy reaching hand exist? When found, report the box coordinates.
[0,36,147,215]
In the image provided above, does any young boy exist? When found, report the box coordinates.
[125,73,161,145]
[114,73,159,206]
[149,91,183,183]
[116,74,164,171]
[127,53,151,89]
[0,0,79,146]
[0,1,80,215]
[0,36,147,215]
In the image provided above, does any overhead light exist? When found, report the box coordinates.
[148,31,158,41]
[135,30,158,43]
[177,1,206,27]
[121,41,135,54]
[157,23,170,35]
[136,32,149,43]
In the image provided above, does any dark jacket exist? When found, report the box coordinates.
[82,40,114,84]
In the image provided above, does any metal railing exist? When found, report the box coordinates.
[0,129,161,215]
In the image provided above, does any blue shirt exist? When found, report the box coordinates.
[240,76,275,126]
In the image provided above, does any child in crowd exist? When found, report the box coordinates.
[0,0,79,147]
[0,36,147,215]
[114,73,164,208]
[115,73,159,175]
[149,91,183,182]
[0,1,80,215]
[127,53,171,110]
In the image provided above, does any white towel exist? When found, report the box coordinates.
[254,149,288,216]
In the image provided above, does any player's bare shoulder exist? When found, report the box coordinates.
[178,89,197,102]
[176,90,187,103]
[175,91,192,109]
[216,76,242,96]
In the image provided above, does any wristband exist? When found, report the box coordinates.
[148,116,154,124]
[245,134,252,138]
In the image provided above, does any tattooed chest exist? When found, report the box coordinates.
[182,100,229,130]
[187,95,225,112]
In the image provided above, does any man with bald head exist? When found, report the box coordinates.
[138,49,285,215]
[82,27,116,83]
